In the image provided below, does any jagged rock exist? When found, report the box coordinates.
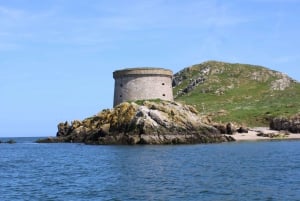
[213,123,241,134]
[39,100,234,145]
[71,120,82,129]
[182,77,206,94]
[213,124,227,134]
[270,114,300,133]
[172,66,209,97]
[271,74,292,91]
[57,121,71,137]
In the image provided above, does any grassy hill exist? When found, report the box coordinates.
[173,61,300,126]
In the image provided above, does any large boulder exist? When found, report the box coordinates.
[57,121,71,137]
[270,114,300,133]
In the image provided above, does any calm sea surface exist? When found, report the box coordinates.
[1,137,300,201]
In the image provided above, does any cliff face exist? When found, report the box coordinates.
[40,101,233,144]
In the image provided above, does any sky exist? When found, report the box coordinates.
[0,0,299,137]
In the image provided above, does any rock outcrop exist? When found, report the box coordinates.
[173,66,209,98]
[0,139,16,144]
[270,114,300,133]
[38,101,234,145]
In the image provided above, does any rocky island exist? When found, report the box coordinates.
[38,61,300,144]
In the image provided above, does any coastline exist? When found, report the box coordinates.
[228,127,300,141]
[36,127,300,144]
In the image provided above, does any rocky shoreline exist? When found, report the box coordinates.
[37,101,235,145]
[227,127,300,141]
[37,100,300,145]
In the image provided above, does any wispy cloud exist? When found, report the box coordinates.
[0,0,250,50]
[94,0,248,29]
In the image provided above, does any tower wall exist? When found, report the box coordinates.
[113,68,173,106]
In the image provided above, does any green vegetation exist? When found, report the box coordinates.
[174,61,300,126]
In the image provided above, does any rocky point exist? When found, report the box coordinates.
[38,100,234,145]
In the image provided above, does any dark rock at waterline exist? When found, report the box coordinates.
[226,123,236,135]
[213,124,227,134]
[237,127,249,133]
[0,139,16,144]
[270,114,300,133]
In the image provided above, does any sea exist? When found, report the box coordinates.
[1,137,300,201]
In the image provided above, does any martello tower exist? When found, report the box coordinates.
[113,68,173,106]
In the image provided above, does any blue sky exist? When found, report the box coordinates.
[0,0,299,137]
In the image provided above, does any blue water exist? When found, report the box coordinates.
[1,138,300,201]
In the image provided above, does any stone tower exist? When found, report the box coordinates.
[113,68,173,106]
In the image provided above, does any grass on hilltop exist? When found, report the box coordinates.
[174,61,300,126]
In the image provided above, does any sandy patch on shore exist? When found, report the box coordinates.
[228,127,300,141]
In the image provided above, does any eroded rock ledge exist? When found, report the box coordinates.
[38,101,234,145]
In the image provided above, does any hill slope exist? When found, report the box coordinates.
[173,61,300,126]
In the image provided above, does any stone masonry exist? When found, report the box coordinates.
[113,68,173,106]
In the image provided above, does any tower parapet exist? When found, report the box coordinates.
[113,68,173,106]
